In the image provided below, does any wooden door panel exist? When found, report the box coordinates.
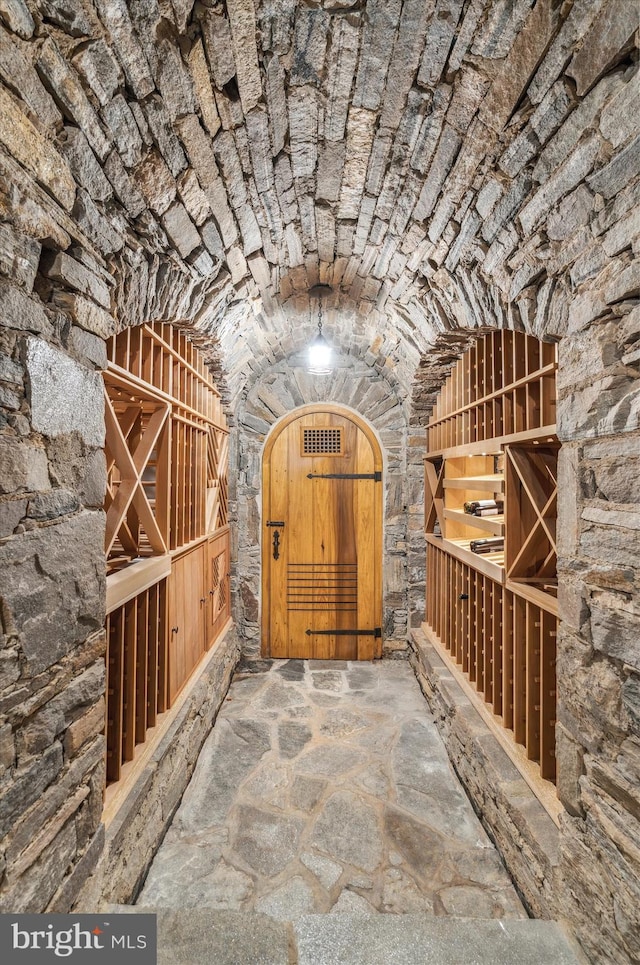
[168,542,206,701]
[207,529,230,647]
[264,407,381,660]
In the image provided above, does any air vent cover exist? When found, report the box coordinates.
[302,427,343,455]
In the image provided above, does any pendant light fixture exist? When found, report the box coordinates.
[307,285,333,375]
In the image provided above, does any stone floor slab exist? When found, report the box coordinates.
[154,910,290,965]
[138,660,527,921]
[294,917,583,965]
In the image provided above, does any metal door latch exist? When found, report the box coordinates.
[267,521,285,560]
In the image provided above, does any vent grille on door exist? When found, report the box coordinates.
[287,563,357,610]
[302,427,342,455]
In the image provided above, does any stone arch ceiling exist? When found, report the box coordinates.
[1,0,638,411]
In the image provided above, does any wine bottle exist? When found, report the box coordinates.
[464,498,500,514]
[475,502,504,517]
[470,537,504,554]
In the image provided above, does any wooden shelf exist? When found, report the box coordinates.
[443,508,504,536]
[443,475,504,493]
[426,533,504,582]
[506,578,558,617]
[429,425,558,460]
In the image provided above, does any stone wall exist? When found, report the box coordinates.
[0,280,108,913]
[234,350,421,658]
[0,0,637,959]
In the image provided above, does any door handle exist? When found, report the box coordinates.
[267,521,285,561]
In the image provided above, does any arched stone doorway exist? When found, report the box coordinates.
[261,403,383,660]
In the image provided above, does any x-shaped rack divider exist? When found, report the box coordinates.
[424,459,445,534]
[104,387,170,557]
[505,446,557,581]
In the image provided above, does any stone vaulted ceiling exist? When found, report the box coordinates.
[1,0,638,410]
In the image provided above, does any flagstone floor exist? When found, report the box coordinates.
[137,659,527,922]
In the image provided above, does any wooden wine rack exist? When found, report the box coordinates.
[104,323,230,785]
[424,330,558,782]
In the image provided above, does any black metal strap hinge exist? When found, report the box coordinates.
[306,472,382,481]
[305,627,382,637]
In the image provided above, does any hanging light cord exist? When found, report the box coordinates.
[317,299,323,337]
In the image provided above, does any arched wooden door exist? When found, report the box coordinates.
[262,405,383,660]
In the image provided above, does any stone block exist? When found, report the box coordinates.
[0,742,63,839]
[7,736,104,867]
[135,150,177,216]
[50,823,105,914]
[27,488,80,521]
[63,697,105,758]
[519,134,600,236]
[0,511,105,674]
[60,127,112,203]
[352,0,402,112]
[175,115,238,248]
[413,125,462,222]
[0,222,40,292]
[103,150,146,218]
[0,27,61,130]
[36,38,109,162]
[0,721,14,774]
[154,37,197,122]
[52,664,105,725]
[589,598,639,668]
[604,261,640,305]
[0,437,49,495]
[94,0,154,99]
[72,38,123,106]
[582,447,640,505]
[567,0,640,97]
[0,496,27,537]
[52,292,114,339]
[622,674,640,730]
[143,96,187,178]
[600,69,640,150]
[39,0,94,36]
[555,723,585,817]
[41,251,111,310]
[289,7,328,87]
[338,108,377,219]
[188,38,220,139]
[0,0,34,38]
[479,0,561,134]
[602,205,640,257]
[49,313,92,378]
[26,337,104,447]
[588,133,640,200]
[528,0,604,105]
[200,9,235,89]
[101,94,144,168]
[162,202,201,259]
[72,189,123,255]
[3,819,77,913]
[227,0,261,113]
